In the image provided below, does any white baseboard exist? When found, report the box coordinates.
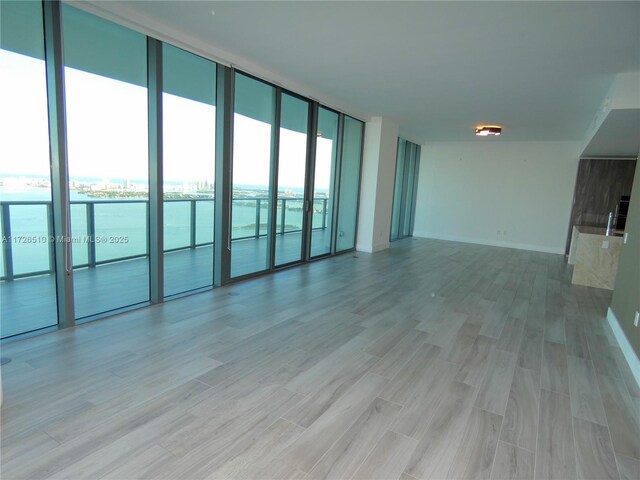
[607,307,640,389]
[412,232,564,255]
[356,242,389,254]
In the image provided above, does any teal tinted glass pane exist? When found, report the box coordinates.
[0,0,58,337]
[9,205,50,275]
[62,4,146,86]
[311,107,339,257]
[390,138,406,242]
[162,44,216,297]
[70,203,89,266]
[231,73,275,277]
[93,202,147,262]
[164,201,191,250]
[195,200,214,245]
[163,44,215,105]
[336,116,364,252]
[0,0,45,60]
[62,5,149,319]
[408,145,421,233]
[275,93,308,266]
[0,209,4,278]
[402,144,417,237]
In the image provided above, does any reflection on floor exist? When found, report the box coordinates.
[0,229,330,338]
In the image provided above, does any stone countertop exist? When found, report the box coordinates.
[570,228,623,290]
[573,225,624,237]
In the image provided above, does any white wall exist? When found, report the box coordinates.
[357,117,399,253]
[413,141,581,254]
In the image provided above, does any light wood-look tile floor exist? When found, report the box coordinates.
[1,238,639,480]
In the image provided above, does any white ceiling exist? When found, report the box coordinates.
[85,1,640,143]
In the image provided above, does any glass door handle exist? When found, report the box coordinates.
[227,199,232,251]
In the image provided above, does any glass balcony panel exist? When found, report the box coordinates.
[195,200,214,245]
[70,203,89,266]
[10,204,51,275]
[164,201,191,251]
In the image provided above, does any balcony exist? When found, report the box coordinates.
[0,197,330,338]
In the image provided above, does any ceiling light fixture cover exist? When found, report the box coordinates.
[475,125,502,136]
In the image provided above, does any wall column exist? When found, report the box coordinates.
[356,117,399,253]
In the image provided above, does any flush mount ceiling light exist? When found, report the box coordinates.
[475,125,502,136]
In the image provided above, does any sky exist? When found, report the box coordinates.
[0,50,50,178]
[0,49,333,191]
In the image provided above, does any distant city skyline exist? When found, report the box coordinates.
[0,174,326,194]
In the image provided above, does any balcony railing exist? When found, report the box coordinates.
[0,197,328,281]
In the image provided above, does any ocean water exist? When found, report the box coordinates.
[0,187,327,276]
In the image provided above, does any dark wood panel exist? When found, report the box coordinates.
[565,159,636,253]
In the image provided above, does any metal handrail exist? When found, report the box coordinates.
[0,196,329,280]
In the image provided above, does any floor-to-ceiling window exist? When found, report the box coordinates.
[390,138,421,241]
[231,73,276,278]
[275,93,309,266]
[1,1,368,340]
[0,1,58,338]
[390,139,407,242]
[62,4,150,319]
[162,44,216,297]
[335,116,364,252]
[402,143,419,238]
[310,107,339,257]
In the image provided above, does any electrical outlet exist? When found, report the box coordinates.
[624,232,629,244]
[602,240,609,249]
[635,311,639,327]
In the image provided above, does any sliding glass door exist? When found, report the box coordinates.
[1,1,368,340]
[390,138,421,241]
[62,4,150,319]
[335,116,364,252]
[229,80,369,273]
[162,44,216,297]
[390,139,406,242]
[231,73,276,278]
[230,85,363,273]
[310,107,339,257]
[275,93,309,266]
[0,1,58,338]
